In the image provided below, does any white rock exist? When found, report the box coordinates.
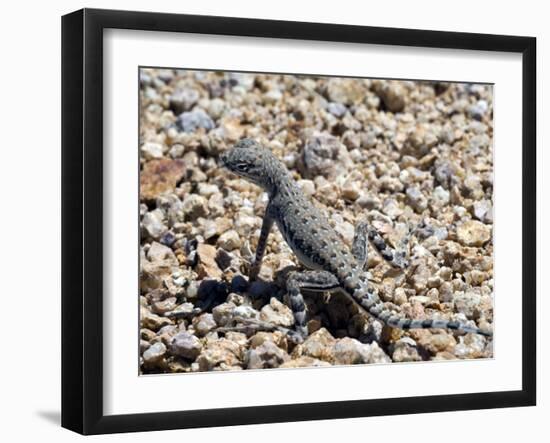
[217,230,241,250]
[260,298,294,328]
[182,194,209,220]
[264,89,283,104]
[170,331,202,360]
[142,341,166,364]
[297,179,315,196]
[142,209,167,239]
[141,142,164,160]
[197,183,220,198]
[147,241,177,264]
[246,341,290,369]
[456,220,492,246]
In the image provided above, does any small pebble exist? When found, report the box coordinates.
[176,109,215,133]
[142,342,166,365]
[170,331,202,360]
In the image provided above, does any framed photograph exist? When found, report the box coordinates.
[61,8,536,435]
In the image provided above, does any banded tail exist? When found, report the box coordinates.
[341,272,492,337]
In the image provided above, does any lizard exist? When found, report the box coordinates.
[220,138,493,343]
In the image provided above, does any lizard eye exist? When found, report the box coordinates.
[235,162,250,172]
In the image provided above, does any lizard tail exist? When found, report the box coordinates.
[348,282,492,336]
[371,302,493,336]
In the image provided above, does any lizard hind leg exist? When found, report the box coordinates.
[353,219,410,270]
[285,270,341,344]
[218,270,341,343]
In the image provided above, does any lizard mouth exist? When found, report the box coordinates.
[219,151,228,167]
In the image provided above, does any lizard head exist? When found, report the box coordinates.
[220,138,283,191]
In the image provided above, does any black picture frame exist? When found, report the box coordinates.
[61,8,536,435]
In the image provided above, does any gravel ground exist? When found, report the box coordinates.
[138,68,494,374]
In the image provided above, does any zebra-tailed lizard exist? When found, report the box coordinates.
[220,139,492,343]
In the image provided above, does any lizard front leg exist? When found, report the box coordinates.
[248,207,274,282]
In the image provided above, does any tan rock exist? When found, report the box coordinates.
[332,337,365,365]
[182,194,209,221]
[456,220,492,246]
[246,341,290,369]
[217,229,241,251]
[220,117,245,141]
[196,243,222,279]
[326,78,367,105]
[147,241,178,264]
[192,313,217,336]
[341,181,361,201]
[260,298,295,328]
[196,339,243,371]
[373,80,407,113]
[418,332,457,354]
[249,331,288,352]
[152,297,177,315]
[140,306,172,331]
[298,328,336,362]
[392,338,422,362]
[140,158,186,201]
[215,217,232,236]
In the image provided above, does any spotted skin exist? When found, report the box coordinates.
[220,139,492,342]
